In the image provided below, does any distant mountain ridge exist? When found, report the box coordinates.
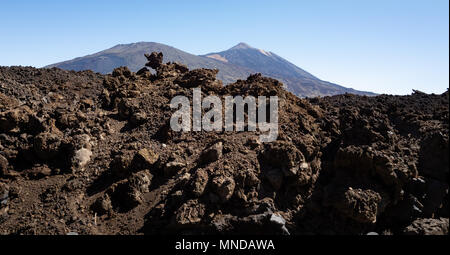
[46,42,376,97]
[204,42,317,80]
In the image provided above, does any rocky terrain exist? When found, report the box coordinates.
[0,52,448,235]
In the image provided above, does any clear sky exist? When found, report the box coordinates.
[0,0,448,95]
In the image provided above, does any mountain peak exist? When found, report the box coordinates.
[47,41,376,97]
[230,42,254,50]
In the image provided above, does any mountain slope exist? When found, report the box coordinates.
[46,42,253,85]
[204,43,317,79]
[46,42,375,97]
[203,43,375,97]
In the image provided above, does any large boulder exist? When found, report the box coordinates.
[404,218,449,235]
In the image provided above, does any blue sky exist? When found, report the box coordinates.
[0,0,448,95]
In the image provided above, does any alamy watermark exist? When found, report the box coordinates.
[169,88,279,142]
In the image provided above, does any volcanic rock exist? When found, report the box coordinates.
[33,132,62,160]
[211,175,235,203]
[72,148,93,171]
[0,155,8,177]
[92,194,113,215]
[404,218,449,235]
[164,161,186,177]
[190,168,209,197]
[0,53,447,235]
[200,142,223,165]
[175,199,206,226]
[133,148,159,169]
